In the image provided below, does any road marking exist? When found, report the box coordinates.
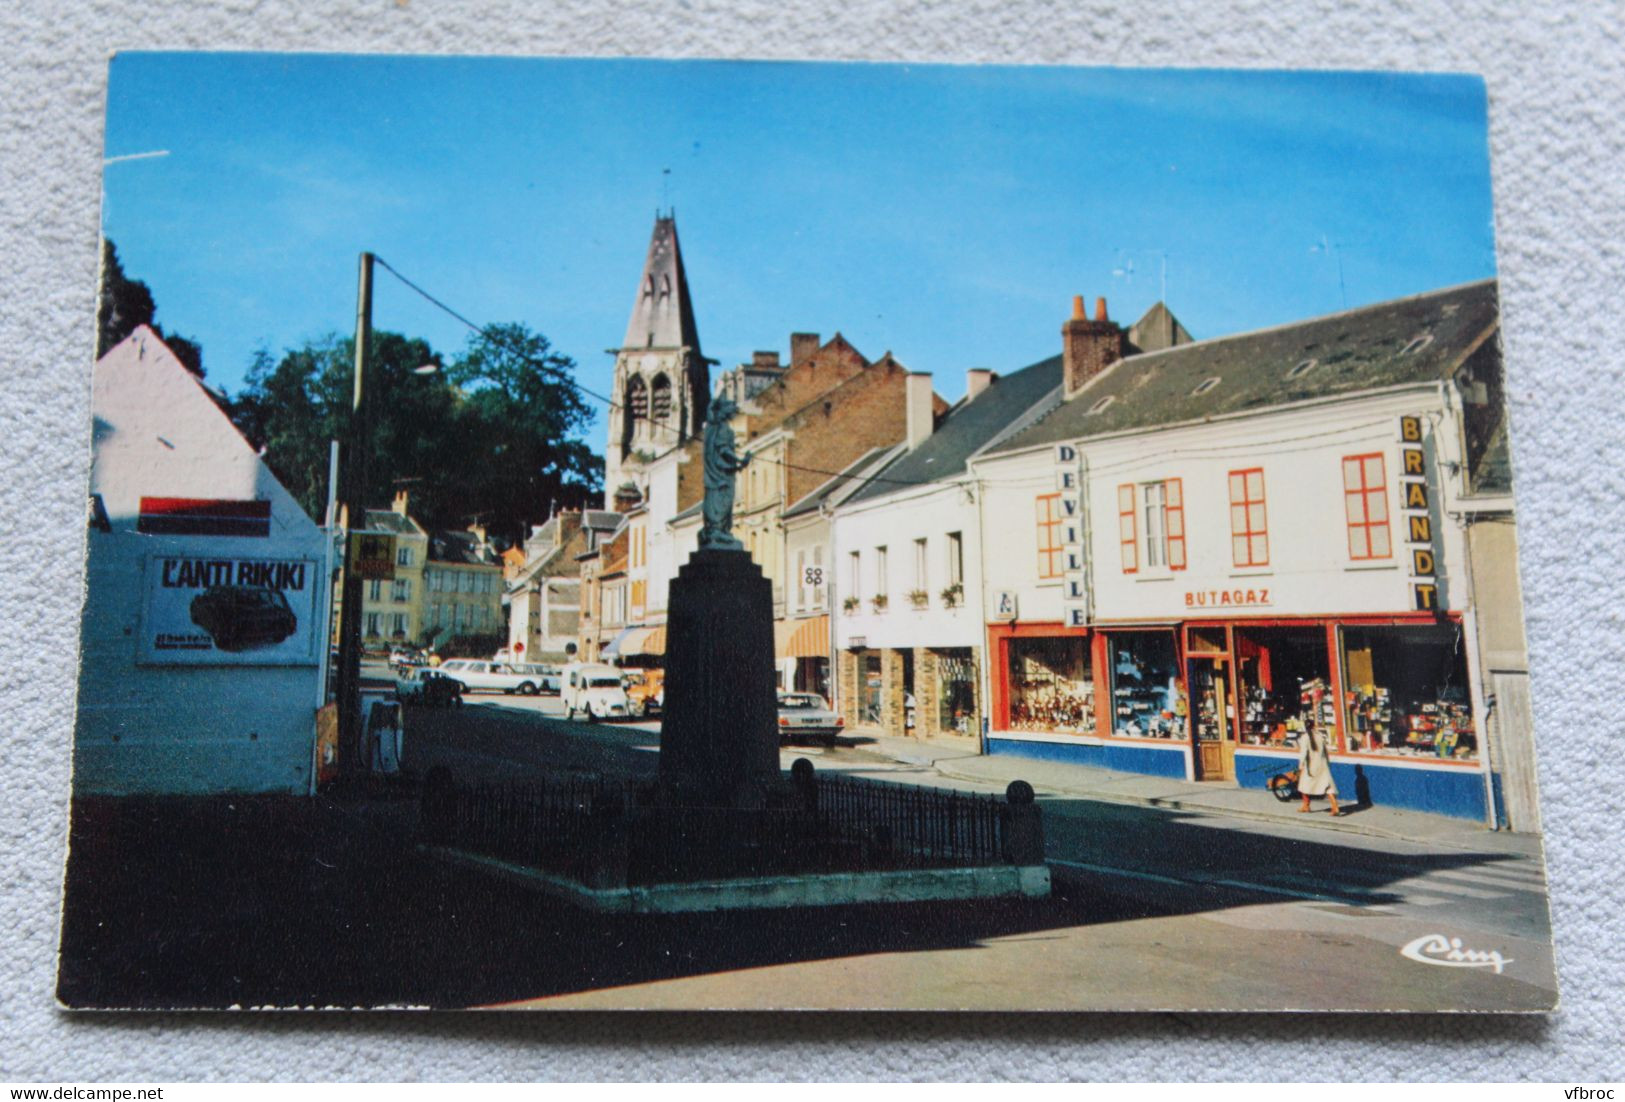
[1328,865,1511,899]
[1268,872,1449,908]
[1203,877,1395,913]
[1389,878,1507,900]
[1427,865,1547,891]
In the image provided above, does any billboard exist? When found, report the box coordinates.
[137,553,323,666]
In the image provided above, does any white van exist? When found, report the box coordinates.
[561,662,631,722]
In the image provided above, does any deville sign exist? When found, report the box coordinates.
[1054,443,1089,627]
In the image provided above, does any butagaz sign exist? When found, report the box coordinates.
[1054,444,1089,627]
[1399,415,1441,612]
[1184,587,1272,608]
[139,554,321,666]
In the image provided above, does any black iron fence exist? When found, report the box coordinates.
[420,766,1039,888]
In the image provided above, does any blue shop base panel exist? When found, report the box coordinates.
[1233,751,1487,821]
[987,737,1187,779]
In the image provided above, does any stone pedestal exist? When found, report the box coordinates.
[657,549,780,807]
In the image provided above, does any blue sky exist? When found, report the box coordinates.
[102,56,1497,429]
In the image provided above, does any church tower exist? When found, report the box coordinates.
[604,213,712,502]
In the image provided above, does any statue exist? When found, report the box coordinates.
[699,393,750,551]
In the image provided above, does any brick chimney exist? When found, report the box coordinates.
[790,332,821,364]
[612,483,642,514]
[391,488,410,516]
[1062,295,1125,399]
[906,372,935,450]
[751,350,781,369]
[966,368,996,400]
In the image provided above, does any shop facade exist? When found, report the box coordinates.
[971,285,1514,827]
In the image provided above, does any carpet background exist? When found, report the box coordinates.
[3,0,1621,1081]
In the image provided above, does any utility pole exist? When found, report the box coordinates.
[334,251,374,779]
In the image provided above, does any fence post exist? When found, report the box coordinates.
[1000,780,1044,865]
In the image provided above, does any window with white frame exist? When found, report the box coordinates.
[368,579,383,601]
[397,546,413,566]
[1120,479,1187,572]
[875,546,888,598]
[946,531,964,588]
[848,551,861,602]
[914,537,928,591]
[392,578,411,602]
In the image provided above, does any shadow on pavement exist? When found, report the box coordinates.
[56,785,1547,1010]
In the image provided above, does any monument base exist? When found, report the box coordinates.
[657,548,781,808]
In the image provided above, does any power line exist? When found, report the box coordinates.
[372,255,940,490]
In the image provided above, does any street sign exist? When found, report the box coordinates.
[350,532,396,580]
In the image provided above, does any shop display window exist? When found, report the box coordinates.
[1340,623,1476,760]
[1234,627,1335,748]
[1007,637,1094,733]
[1108,632,1182,739]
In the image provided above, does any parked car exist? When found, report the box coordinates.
[188,585,298,652]
[561,662,631,722]
[395,666,463,707]
[434,658,545,695]
[776,692,844,747]
[622,668,664,718]
[509,662,563,694]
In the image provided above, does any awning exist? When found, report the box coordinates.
[776,615,829,660]
[599,626,638,659]
[605,624,666,659]
[623,624,666,657]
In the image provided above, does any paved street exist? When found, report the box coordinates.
[400,687,1558,1011]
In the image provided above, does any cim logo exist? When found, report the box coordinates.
[1399,933,1513,975]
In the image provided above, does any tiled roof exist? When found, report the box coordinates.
[428,530,497,565]
[783,446,903,519]
[846,354,1064,505]
[993,280,1499,455]
[362,509,423,536]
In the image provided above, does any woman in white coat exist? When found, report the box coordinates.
[1297,721,1343,816]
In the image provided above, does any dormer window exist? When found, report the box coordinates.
[1287,358,1317,379]
[1191,376,1221,396]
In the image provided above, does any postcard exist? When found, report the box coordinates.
[59,55,1555,1011]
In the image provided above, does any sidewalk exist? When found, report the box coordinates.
[856,731,1542,857]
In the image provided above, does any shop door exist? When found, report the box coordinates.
[861,653,883,725]
[1189,656,1236,781]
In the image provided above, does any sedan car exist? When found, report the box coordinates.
[188,585,298,652]
[776,692,844,747]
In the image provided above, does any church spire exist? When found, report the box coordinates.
[620,212,702,357]
[603,212,712,503]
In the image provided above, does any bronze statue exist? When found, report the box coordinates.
[699,393,750,550]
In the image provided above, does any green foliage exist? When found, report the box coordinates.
[97,239,206,377]
[230,322,603,542]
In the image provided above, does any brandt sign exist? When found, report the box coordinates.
[138,554,322,666]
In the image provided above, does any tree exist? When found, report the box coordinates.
[232,323,603,541]
[447,323,602,543]
[97,239,206,377]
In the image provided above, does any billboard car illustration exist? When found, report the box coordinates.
[188,585,298,652]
